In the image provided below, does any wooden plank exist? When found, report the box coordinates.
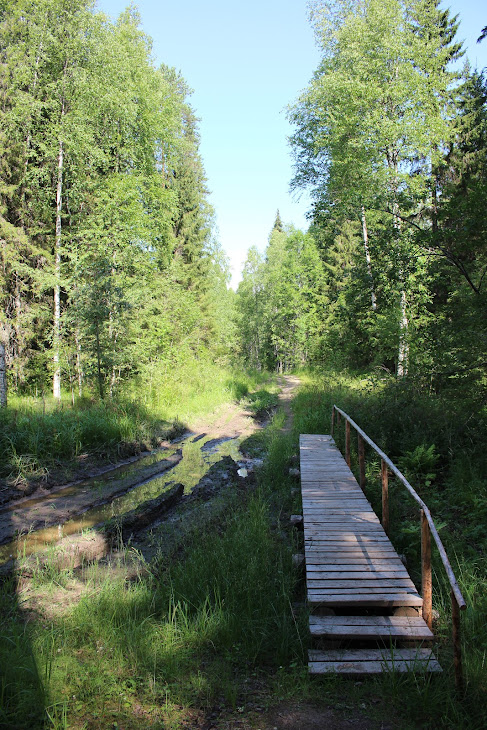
[308,586,420,595]
[306,568,410,578]
[307,594,424,607]
[309,648,436,661]
[305,556,404,564]
[306,563,403,569]
[309,616,433,639]
[304,533,387,538]
[305,521,382,528]
[302,499,371,504]
[309,661,441,674]
[305,552,399,559]
[306,566,409,576]
[310,615,428,627]
[306,563,405,571]
[307,580,416,589]
[300,433,426,616]
[308,654,441,674]
[305,545,397,552]
[303,511,376,516]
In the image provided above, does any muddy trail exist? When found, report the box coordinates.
[0,377,299,566]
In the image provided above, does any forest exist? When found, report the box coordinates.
[1,0,487,728]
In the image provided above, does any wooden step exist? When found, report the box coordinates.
[308,590,423,608]
[309,615,433,641]
[309,648,441,674]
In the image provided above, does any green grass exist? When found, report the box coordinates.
[290,369,487,729]
[3,368,487,728]
[0,360,275,484]
[0,423,301,727]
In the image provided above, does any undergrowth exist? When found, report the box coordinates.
[291,369,487,729]
[0,399,300,728]
[0,362,274,484]
[2,370,486,728]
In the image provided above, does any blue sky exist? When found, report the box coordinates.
[96,1,487,288]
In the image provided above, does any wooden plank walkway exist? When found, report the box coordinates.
[300,434,441,675]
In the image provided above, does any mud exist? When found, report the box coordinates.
[0,378,297,566]
[0,450,182,548]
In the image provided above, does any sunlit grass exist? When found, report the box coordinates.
[0,358,276,483]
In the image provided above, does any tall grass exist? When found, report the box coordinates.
[292,369,487,728]
[0,360,274,483]
[0,464,300,727]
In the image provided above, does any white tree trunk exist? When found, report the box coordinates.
[53,138,63,400]
[397,289,409,377]
[361,207,376,311]
[0,339,7,408]
[391,198,408,378]
[75,330,83,397]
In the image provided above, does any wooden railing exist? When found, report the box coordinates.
[332,404,466,689]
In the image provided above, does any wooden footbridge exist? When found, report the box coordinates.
[299,408,466,682]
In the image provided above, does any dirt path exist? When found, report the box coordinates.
[277,375,300,433]
[0,377,301,554]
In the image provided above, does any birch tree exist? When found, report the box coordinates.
[289,0,461,375]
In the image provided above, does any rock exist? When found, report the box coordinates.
[393,606,420,617]
[289,468,300,477]
[290,514,303,527]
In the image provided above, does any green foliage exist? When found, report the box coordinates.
[397,443,439,489]
[235,225,327,371]
[0,0,234,403]
[0,580,45,727]
[286,0,487,385]
[0,402,299,727]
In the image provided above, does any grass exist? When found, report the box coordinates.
[2,368,487,728]
[290,368,487,729]
[0,433,300,727]
[0,360,275,485]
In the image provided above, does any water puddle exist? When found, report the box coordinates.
[0,432,252,564]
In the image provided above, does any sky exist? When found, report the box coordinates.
[96,0,487,288]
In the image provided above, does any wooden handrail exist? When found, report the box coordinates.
[332,404,466,690]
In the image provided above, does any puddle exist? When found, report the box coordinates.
[0,445,179,515]
[0,432,251,565]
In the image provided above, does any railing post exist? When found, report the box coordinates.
[451,589,463,693]
[345,419,351,468]
[381,459,389,536]
[421,509,433,631]
[358,434,365,489]
[331,406,335,438]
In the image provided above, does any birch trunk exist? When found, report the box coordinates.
[75,329,83,397]
[53,137,63,400]
[0,338,7,408]
[361,207,377,311]
[392,200,409,377]
[397,289,409,377]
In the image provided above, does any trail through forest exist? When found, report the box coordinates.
[0,378,299,563]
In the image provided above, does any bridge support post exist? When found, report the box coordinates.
[381,459,389,536]
[345,420,351,467]
[358,434,365,488]
[421,510,433,630]
[451,590,463,693]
